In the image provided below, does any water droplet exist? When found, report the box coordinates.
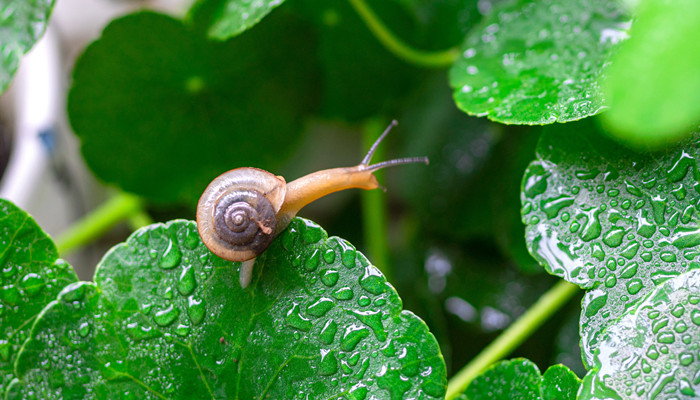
[674,320,688,333]
[160,240,181,269]
[579,208,602,241]
[575,168,600,180]
[318,349,338,376]
[183,226,200,249]
[352,310,386,341]
[523,164,548,198]
[583,289,607,317]
[20,273,44,296]
[591,243,605,260]
[656,331,674,344]
[187,296,205,325]
[126,320,160,341]
[340,324,370,351]
[301,220,324,244]
[659,252,677,263]
[78,321,91,338]
[620,241,639,259]
[541,195,574,219]
[358,296,371,307]
[319,319,337,344]
[602,227,626,247]
[154,304,178,327]
[286,303,312,331]
[323,248,336,264]
[650,196,667,225]
[624,180,642,197]
[307,297,334,317]
[690,309,700,325]
[359,266,387,295]
[305,249,321,272]
[335,239,356,269]
[332,287,354,300]
[679,352,694,366]
[666,150,695,182]
[321,269,339,287]
[620,262,638,279]
[177,265,196,296]
[604,274,617,288]
[646,345,659,360]
[641,251,652,262]
[626,279,643,294]
[175,324,190,336]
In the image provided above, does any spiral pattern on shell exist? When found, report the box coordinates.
[212,188,277,255]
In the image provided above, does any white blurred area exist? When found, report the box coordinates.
[0,0,189,275]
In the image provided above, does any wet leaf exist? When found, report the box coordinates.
[521,121,700,366]
[0,0,55,93]
[456,358,580,400]
[449,0,629,124]
[601,0,700,148]
[0,199,78,397]
[188,0,287,39]
[579,269,700,400]
[10,219,446,399]
[68,11,318,205]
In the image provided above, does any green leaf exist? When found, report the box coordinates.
[456,358,580,400]
[68,11,318,205]
[294,0,423,121]
[601,0,700,148]
[11,218,446,399]
[449,0,629,124]
[0,0,55,93]
[521,121,700,367]
[188,0,287,40]
[0,199,78,397]
[579,269,700,400]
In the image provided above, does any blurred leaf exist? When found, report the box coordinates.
[521,121,700,367]
[449,0,629,124]
[294,0,423,121]
[10,218,446,399]
[188,0,287,39]
[0,0,55,93]
[601,0,700,148]
[579,269,700,400]
[400,74,541,272]
[68,11,318,205]
[456,358,580,399]
[0,199,78,397]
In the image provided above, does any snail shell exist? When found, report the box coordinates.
[197,168,286,262]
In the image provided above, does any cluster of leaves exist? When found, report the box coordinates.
[3,0,700,398]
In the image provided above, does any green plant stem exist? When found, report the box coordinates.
[361,118,392,282]
[55,192,147,257]
[347,0,459,68]
[445,280,580,399]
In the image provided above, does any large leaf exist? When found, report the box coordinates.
[9,218,446,399]
[188,0,287,40]
[0,0,55,93]
[579,269,700,400]
[601,0,700,148]
[521,121,700,367]
[449,0,629,124]
[456,358,580,400]
[0,199,78,397]
[68,11,318,205]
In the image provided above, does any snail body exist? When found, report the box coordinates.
[196,121,427,288]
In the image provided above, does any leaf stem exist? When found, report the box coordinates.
[445,280,580,399]
[361,118,392,282]
[347,0,459,68]
[55,192,149,257]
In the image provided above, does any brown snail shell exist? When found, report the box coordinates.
[196,168,286,262]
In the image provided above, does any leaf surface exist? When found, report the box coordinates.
[0,199,77,397]
[521,122,700,366]
[10,218,446,399]
[579,269,700,400]
[68,11,318,205]
[0,0,55,92]
[449,0,628,124]
[189,0,287,39]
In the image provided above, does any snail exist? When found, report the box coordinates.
[197,120,427,288]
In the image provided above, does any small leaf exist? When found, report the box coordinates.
[456,358,580,400]
[0,199,78,397]
[11,219,446,398]
[0,0,55,93]
[68,11,318,205]
[579,269,700,400]
[449,0,629,124]
[189,0,287,40]
[601,0,700,148]
[521,121,700,367]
